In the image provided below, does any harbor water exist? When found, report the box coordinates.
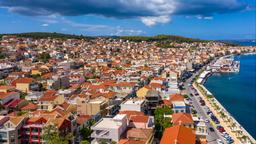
[204,54,256,138]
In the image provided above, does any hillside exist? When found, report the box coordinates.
[1,32,237,48]
[0,32,92,40]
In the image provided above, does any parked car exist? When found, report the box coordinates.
[209,127,214,132]
[216,139,224,144]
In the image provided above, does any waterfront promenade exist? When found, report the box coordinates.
[193,81,255,144]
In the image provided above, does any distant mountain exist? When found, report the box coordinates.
[1,32,240,48]
[0,32,92,40]
[120,35,210,43]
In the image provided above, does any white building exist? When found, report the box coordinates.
[120,98,146,112]
[91,114,128,143]
[172,101,186,113]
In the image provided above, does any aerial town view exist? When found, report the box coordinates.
[0,1,255,144]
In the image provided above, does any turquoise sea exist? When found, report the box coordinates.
[204,54,256,138]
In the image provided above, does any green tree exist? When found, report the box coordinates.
[80,127,92,140]
[0,53,6,59]
[42,124,72,144]
[80,140,90,144]
[39,52,51,63]
[154,106,173,138]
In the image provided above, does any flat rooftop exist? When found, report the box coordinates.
[173,101,186,107]
[123,99,145,105]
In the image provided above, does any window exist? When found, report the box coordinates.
[0,132,7,139]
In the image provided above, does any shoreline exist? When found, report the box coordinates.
[194,53,256,143]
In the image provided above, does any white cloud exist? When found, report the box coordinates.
[204,16,213,20]
[141,15,171,26]
[1,0,245,26]
[196,15,213,20]
[114,27,145,36]
[41,23,49,27]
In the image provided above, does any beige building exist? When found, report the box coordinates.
[77,96,108,116]
[38,90,65,111]
[0,116,27,144]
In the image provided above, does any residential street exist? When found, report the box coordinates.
[182,68,226,144]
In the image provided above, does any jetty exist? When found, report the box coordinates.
[209,56,240,73]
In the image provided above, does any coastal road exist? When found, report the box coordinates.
[182,68,226,144]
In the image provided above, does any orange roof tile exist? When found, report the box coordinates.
[119,111,145,119]
[9,116,26,126]
[39,90,57,101]
[0,92,18,99]
[149,83,165,89]
[160,125,196,144]
[172,113,193,125]
[130,115,149,123]
[76,115,91,125]
[170,94,184,102]
[21,102,38,111]
[13,78,34,85]
[163,100,171,106]
[127,128,153,140]
[119,139,146,144]
[0,85,15,90]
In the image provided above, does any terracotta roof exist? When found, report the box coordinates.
[41,72,53,79]
[21,102,38,111]
[163,100,171,106]
[119,111,145,119]
[9,116,25,126]
[50,117,66,128]
[0,92,18,99]
[12,78,34,85]
[119,139,145,144]
[160,125,196,144]
[172,113,194,125]
[127,128,153,140]
[149,83,165,89]
[60,101,70,110]
[153,77,165,81]
[130,115,149,123]
[39,90,57,101]
[76,115,91,125]
[102,91,116,99]
[170,94,184,102]
[5,99,26,108]
[0,85,15,90]
[114,82,136,87]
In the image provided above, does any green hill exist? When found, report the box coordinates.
[0,32,92,40]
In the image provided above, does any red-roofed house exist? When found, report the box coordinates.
[21,102,38,111]
[172,113,194,128]
[76,115,92,131]
[129,115,154,129]
[12,78,36,92]
[160,125,196,144]
[38,90,65,111]
[4,99,28,111]
[169,94,184,103]
[0,92,20,105]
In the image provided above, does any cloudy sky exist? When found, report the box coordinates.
[0,0,255,39]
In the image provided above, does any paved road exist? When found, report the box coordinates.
[181,68,226,144]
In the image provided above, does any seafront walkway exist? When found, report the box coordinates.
[193,83,255,144]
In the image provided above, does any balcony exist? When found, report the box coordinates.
[91,130,110,139]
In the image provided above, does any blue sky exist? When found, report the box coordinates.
[0,0,255,40]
